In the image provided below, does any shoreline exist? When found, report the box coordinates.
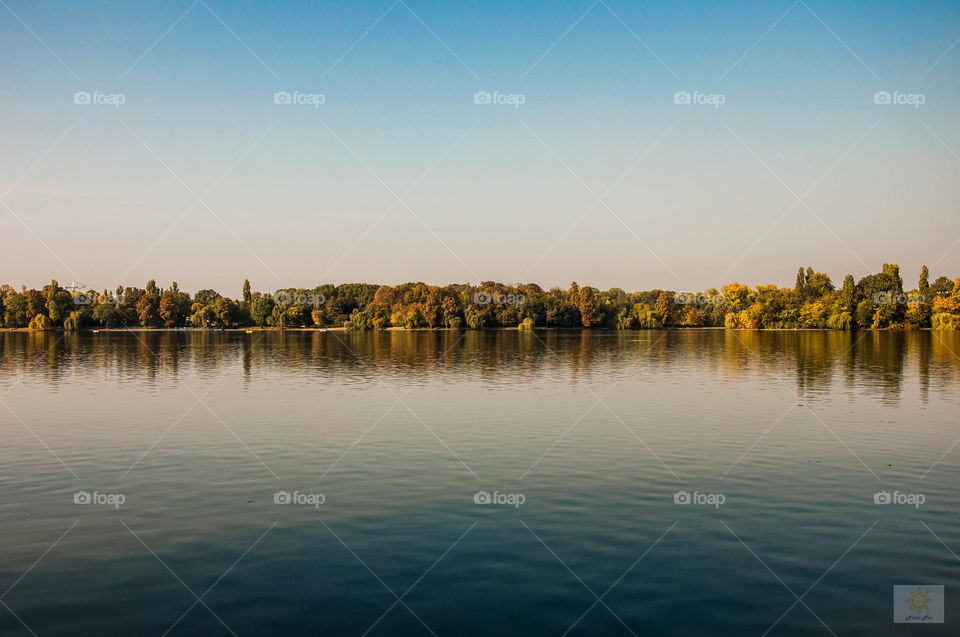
[0,326,935,333]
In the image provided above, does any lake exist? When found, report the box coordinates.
[1,329,958,636]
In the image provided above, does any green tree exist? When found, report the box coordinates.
[344,309,367,331]
[654,291,672,326]
[916,265,932,326]
[194,289,221,306]
[29,313,52,330]
[440,296,460,328]
[158,289,185,327]
[542,288,573,327]
[616,309,635,329]
[136,294,160,327]
[464,304,486,329]
[722,283,753,314]
[804,269,834,300]
[930,276,953,299]
[2,264,956,332]
[250,297,274,326]
[932,313,958,330]
[211,297,240,327]
[577,286,599,327]
[63,310,86,331]
[25,289,45,322]
[268,304,286,328]
[856,264,905,327]
[190,303,215,327]
[284,304,309,327]
[43,280,72,326]
[826,302,852,330]
[840,275,856,313]
[856,299,875,328]
[118,287,144,325]
[4,292,28,327]
[92,302,121,327]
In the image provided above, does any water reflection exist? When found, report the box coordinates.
[1,329,958,404]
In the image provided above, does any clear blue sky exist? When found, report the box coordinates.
[2,0,959,295]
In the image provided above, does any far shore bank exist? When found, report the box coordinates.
[0,326,939,334]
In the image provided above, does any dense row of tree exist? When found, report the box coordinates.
[720,265,960,330]
[2,264,958,331]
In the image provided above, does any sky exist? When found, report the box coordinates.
[1,0,959,296]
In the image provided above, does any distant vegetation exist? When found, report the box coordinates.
[2,264,959,331]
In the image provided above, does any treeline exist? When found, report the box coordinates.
[2,264,959,331]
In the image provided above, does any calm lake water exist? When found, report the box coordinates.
[1,329,958,636]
